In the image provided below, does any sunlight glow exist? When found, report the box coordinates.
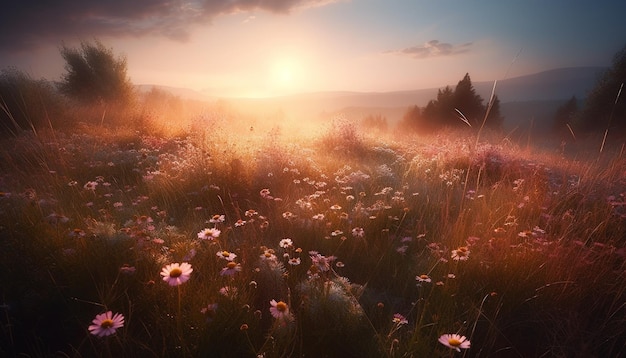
[269,57,301,95]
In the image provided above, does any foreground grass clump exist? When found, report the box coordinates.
[1,113,626,357]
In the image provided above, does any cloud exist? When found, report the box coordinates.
[0,0,341,52]
[391,40,473,59]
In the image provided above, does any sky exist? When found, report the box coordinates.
[1,0,625,98]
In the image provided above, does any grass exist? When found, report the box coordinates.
[1,98,626,357]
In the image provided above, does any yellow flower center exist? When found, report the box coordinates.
[420,275,429,280]
[275,301,288,312]
[264,252,272,258]
[100,319,114,328]
[227,262,237,269]
[169,268,183,278]
[222,251,230,257]
[448,338,462,347]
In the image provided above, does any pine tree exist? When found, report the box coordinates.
[484,95,504,129]
[453,73,485,126]
[579,44,626,131]
[552,96,578,133]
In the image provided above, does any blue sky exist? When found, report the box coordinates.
[0,0,624,97]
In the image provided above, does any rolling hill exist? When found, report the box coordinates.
[140,66,607,130]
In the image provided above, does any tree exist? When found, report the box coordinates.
[551,96,578,133]
[422,85,455,128]
[398,105,423,132]
[454,73,484,126]
[58,40,134,105]
[578,44,626,132]
[484,95,504,130]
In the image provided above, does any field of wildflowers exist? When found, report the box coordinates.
[1,102,626,357]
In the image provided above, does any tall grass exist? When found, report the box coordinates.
[1,99,626,357]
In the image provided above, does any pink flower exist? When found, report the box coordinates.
[160,262,193,286]
[88,311,124,337]
[198,228,221,241]
[269,299,293,321]
[438,333,471,352]
[220,261,242,276]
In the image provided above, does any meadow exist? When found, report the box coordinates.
[1,96,625,358]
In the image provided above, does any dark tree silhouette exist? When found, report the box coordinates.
[552,96,578,133]
[58,40,134,105]
[484,94,504,129]
[422,85,455,128]
[454,73,484,126]
[578,44,626,132]
[398,105,423,132]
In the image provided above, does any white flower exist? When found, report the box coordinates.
[198,228,221,241]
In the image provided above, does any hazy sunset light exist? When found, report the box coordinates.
[1,1,624,98]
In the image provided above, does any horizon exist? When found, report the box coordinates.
[1,1,624,98]
[138,65,607,101]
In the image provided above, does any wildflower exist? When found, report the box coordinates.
[392,313,408,325]
[309,251,336,272]
[269,300,293,321]
[88,311,124,337]
[160,262,193,286]
[200,303,218,318]
[221,261,242,276]
[282,211,297,220]
[119,265,136,275]
[330,229,343,237]
[279,238,293,248]
[288,257,301,266]
[69,228,86,238]
[352,227,365,238]
[245,209,258,217]
[438,333,471,352]
[209,214,225,223]
[198,228,221,241]
[84,181,98,191]
[46,213,69,225]
[416,274,432,283]
[217,250,237,261]
[260,188,272,199]
[234,219,247,227]
[260,249,277,261]
[330,204,342,211]
[451,246,470,261]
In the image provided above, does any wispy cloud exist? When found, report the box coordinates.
[390,40,473,59]
[0,0,342,52]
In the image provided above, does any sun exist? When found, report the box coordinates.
[269,57,300,94]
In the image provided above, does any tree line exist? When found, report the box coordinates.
[1,40,624,139]
[399,73,504,133]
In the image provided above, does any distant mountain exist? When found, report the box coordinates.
[137,67,607,129]
[473,66,606,102]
